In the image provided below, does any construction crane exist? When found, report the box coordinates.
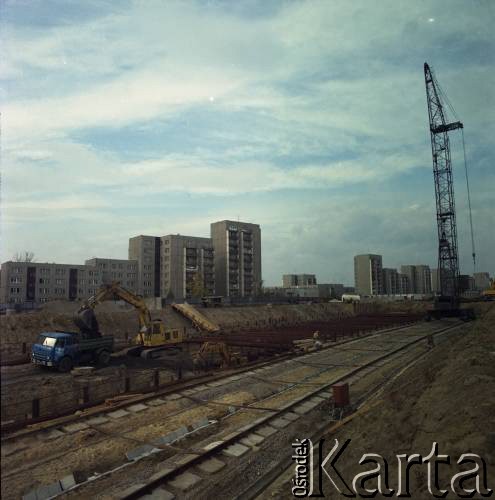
[424,62,474,320]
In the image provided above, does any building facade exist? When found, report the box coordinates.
[160,234,215,300]
[282,274,317,287]
[382,268,400,295]
[0,261,101,304]
[354,254,383,296]
[211,220,262,297]
[401,265,432,294]
[85,258,138,292]
[128,235,161,297]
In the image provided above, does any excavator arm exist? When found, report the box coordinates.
[78,283,152,344]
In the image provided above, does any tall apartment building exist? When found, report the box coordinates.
[354,254,383,296]
[85,258,138,292]
[382,268,400,295]
[128,235,161,297]
[282,274,317,287]
[210,220,262,297]
[160,234,215,300]
[398,273,410,294]
[0,261,101,304]
[401,265,432,294]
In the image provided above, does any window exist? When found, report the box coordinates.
[10,287,21,294]
[112,263,117,269]
[39,278,49,284]
[55,268,66,275]
[164,248,169,253]
[118,273,123,278]
[55,278,63,285]
[39,288,49,295]
[40,297,48,303]
[10,276,22,283]
[40,268,50,275]
[79,279,86,285]
[38,335,57,347]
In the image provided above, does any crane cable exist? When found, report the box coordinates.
[461,127,476,274]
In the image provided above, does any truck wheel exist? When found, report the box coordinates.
[98,350,111,366]
[58,356,73,373]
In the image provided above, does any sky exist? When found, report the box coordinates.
[1,0,494,286]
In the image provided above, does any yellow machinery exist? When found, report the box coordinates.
[481,280,495,300]
[81,282,183,352]
[193,341,242,370]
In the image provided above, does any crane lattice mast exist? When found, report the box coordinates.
[424,62,463,301]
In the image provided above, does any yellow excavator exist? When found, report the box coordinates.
[481,280,495,300]
[75,282,183,358]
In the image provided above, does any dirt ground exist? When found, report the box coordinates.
[262,303,495,498]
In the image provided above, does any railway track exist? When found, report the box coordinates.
[1,318,418,440]
[2,319,464,500]
[104,320,464,500]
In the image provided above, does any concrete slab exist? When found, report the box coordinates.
[86,415,109,425]
[320,391,332,398]
[270,417,291,429]
[312,395,326,402]
[107,409,130,419]
[143,488,175,500]
[116,483,147,499]
[174,426,188,439]
[283,412,300,422]
[148,467,174,483]
[165,393,182,401]
[128,403,148,413]
[62,422,89,433]
[173,453,199,467]
[153,434,174,446]
[197,457,225,474]
[222,443,249,458]
[240,433,265,447]
[126,444,157,461]
[147,398,167,406]
[203,440,224,451]
[60,473,76,490]
[22,490,37,500]
[191,417,209,430]
[38,429,65,441]
[206,380,225,387]
[293,403,314,415]
[168,471,201,492]
[255,425,277,438]
[181,389,197,395]
[35,481,63,499]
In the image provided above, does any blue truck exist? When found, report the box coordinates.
[31,331,114,372]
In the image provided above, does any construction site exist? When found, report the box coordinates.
[2,2,494,498]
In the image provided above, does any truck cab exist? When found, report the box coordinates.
[31,331,113,372]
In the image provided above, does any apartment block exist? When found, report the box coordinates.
[398,273,411,294]
[282,274,317,287]
[401,265,432,294]
[211,220,262,297]
[382,268,400,295]
[160,234,215,300]
[128,235,161,297]
[85,258,138,292]
[0,261,101,304]
[354,254,383,296]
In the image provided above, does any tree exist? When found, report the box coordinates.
[13,251,35,262]
[190,272,208,298]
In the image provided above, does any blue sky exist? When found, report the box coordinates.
[1,0,494,285]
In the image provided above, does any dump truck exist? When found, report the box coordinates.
[31,331,114,372]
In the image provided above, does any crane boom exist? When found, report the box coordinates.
[424,62,462,302]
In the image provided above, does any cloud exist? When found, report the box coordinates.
[1,0,494,283]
